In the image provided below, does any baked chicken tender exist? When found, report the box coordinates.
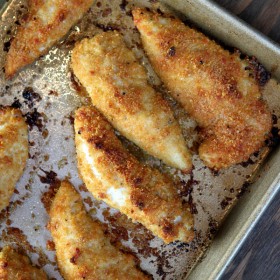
[49,181,149,280]
[0,107,28,212]
[5,0,94,78]
[0,246,47,280]
[71,31,192,172]
[74,106,194,243]
[133,8,272,170]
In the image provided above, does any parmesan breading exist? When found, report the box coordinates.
[133,8,272,170]
[0,107,28,212]
[5,0,94,78]
[0,246,47,280]
[71,31,192,172]
[74,106,194,244]
[48,181,149,280]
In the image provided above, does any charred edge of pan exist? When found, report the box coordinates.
[220,196,233,210]
[207,219,219,240]
[236,181,251,199]
[240,157,255,168]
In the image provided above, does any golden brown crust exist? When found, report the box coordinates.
[0,246,47,280]
[133,8,272,170]
[71,31,192,172]
[5,0,94,78]
[0,107,28,212]
[74,106,194,243]
[48,181,149,280]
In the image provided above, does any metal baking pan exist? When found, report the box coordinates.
[0,0,279,279]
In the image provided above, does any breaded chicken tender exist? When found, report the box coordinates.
[5,0,94,78]
[0,246,47,280]
[0,107,28,212]
[48,181,149,280]
[133,8,272,170]
[74,106,194,243]
[71,31,192,172]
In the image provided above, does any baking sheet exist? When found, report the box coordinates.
[0,0,279,279]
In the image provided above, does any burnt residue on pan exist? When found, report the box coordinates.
[40,170,60,213]
[22,87,42,107]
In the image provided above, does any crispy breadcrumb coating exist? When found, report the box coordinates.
[71,31,192,172]
[74,106,194,243]
[0,107,28,212]
[0,246,47,280]
[5,0,94,78]
[133,8,272,170]
[48,181,149,280]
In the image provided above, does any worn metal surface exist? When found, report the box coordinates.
[0,0,279,279]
